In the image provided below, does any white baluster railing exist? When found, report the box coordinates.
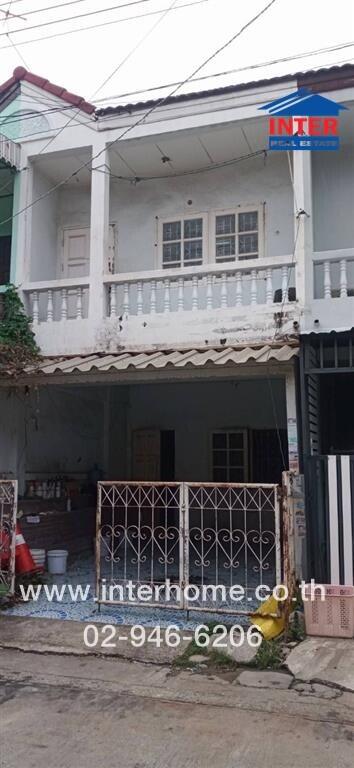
[47,289,53,322]
[323,260,332,299]
[104,256,296,318]
[177,277,184,311]
[109,284,117,318]
[23,279,89,324]
[313,250,354,300]
[340,258,348,298]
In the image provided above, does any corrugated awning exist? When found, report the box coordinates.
[21,344,299,378]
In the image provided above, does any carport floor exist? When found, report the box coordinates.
[5,552,260,629]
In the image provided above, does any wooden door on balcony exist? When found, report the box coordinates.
[62,227,90,278]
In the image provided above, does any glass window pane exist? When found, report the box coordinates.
[213,450,227,467]
[229,433,244,449]
[229,467,244,482]
[184,239,203,264]
[215,214,235,236]
[238,233,258,256]
[229,450,244,466]
[216,235,235,261]
[163,221,181,242]
[213,433,227,449]
[184,218,203,239]
[238,211,258,232]
[163,242,181,265]
[213,467,228,482]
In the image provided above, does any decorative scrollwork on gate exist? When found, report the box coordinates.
[0,480,17,596]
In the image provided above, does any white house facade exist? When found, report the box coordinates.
[0,64,353,592]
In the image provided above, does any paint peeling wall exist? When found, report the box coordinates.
[110,153,293,274]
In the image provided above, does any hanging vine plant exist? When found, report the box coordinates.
[0,285,40,374]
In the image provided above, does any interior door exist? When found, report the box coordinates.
[132,429,161,481]
[62,228,90,318]
[62,227,90,278]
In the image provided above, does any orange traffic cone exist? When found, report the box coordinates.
[15,522,43,575]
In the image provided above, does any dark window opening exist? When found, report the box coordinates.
[160,430,175,481]
[0,235,11,285]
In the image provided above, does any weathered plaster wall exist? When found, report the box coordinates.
[30,169,58,280]
[25,386,104,476]
[110,378,286,481]
[312,147,354,252]
[109,152,294,274]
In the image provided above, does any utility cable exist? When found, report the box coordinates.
[0,0,210,49]
[0,0,280,231]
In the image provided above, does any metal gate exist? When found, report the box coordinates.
[305,455,354,585]
[96,481,281,613]
[0,480,17,597]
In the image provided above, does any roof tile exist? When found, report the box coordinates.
[0,67,95,115]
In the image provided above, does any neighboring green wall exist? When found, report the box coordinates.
[0,190,13,236]
[0,169,15,286]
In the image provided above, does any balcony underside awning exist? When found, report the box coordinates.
[10,344,299,382]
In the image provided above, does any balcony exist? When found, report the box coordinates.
[310,249,354,333]
[21,256,299,355]
[104,256,298,350]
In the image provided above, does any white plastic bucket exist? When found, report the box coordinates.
[47,549,68,575]
[30,548,46,568]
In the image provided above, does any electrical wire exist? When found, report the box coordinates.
[7,0,92,19]
[38,0,183,155]
[0,0,209,49]
[96,148,268,182]
[1,51,353,141]
[0,0,162,36]
[264,148,302,471]
[94,40,354,104]
[0,0,281,238]
[91,0,180,99]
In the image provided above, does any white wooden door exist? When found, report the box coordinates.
[62,227,90,278]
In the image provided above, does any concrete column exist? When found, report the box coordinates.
[89,143,110,328]
[0,388,26,494]
[285,369,299,474]
[11,156,33,288]
[292,150,313,313]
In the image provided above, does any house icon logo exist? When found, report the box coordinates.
[259,88,348,150]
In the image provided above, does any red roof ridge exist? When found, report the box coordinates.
[0,67,95,115]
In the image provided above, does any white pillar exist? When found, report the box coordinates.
[102,386,111,477]
[89,143,110,326]
[12,155,33,288]
[0,388,26,495]
[292,150,313,311]
[285,370,299,474]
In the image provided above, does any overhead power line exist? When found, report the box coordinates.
[36,0,185,155]
[7,0,91,18]
[0,0,279,230]
[0,0,208,49]
[95,40,354,104]
[0,0,173,37]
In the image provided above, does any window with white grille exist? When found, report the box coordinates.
[211,430,248,482]
[215,209,260,262]
[161,216,205,268]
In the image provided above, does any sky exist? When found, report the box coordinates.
[0,0,353,108]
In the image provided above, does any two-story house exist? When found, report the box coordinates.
[0,64,353,606]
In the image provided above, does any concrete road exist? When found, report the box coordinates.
[0,648,354,768]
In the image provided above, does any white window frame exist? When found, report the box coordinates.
[211,204,264,264]
[210,429,249,483]
[157,213,208,269]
